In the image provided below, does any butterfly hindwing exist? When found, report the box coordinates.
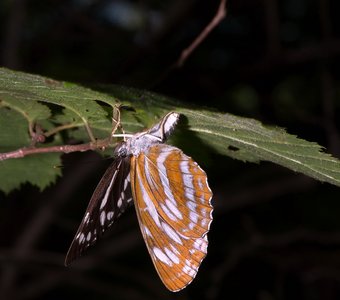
[130,144,213,291]
[145,145,213,238]
[65,157,132,266]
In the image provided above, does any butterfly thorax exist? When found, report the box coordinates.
[114,132,162,157]
[114,112,180,158]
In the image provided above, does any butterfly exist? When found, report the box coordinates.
[65,112,213,292]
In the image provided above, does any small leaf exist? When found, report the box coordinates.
[0,107,61,193]
[0,106,31,151]
[0,153,61,194]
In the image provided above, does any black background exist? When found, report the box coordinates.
[1,0,340,299]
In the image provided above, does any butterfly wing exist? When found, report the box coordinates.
[65,157,132,266]
[130,144,213,291]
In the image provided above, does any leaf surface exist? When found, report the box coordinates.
[0,67,339,192]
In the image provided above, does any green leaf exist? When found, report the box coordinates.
[0,67,339,193]
[0,107,61,193]
[1,96,51,122]
[0,154,61,194]
[0,105,30,151]
[179,109,340,187]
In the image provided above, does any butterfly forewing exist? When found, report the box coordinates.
[130,144,213,291]
[65,157,132,266]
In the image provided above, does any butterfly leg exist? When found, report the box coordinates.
[111,104,122,137]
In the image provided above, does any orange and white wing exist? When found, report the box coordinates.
[130,144,213,291]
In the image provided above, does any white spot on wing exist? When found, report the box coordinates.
[201,207,208,217]
[139,175,160,226]
[180,161,195,199]
[198,178,204,189]
[164,247,180,264]
[79,233,85,244]
[84,212,90,224]
[153,247,173,266]
[160,203,177,221]
[100,173,116,209]
[189,248,197,255]
[86,232,91,241]
[117,198,123,208]
[124,174,130,190]
[182,264,196,277]
[189,211,199,224]
[107,211,114,220]
[187,200,197,212]
[201,218,208,227]
[165,198,183,219]
[193,237,207,252]
[143,225,152,237]
[100,211,106,226]
[156,151,177,205]
[170,244,181,256]
[161,221,182,245]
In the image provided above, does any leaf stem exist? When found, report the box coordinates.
[82,117,96,143]
[44,123,80,138]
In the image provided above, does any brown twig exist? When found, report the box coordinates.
[0,139,111,161]
[0,105,125,161]
[151,0,228,88]
[175,0,227,68]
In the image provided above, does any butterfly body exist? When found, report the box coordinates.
[66,112,213,292]
[114,111,179,157]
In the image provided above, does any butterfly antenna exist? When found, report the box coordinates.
[111,105,121,134]
[108,105,122,145]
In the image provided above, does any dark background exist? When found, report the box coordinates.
[1,0,340,299]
